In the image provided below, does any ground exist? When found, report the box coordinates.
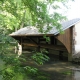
[22,52,79,80]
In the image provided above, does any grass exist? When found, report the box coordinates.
[60,70,72,75]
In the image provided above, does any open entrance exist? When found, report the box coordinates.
[21,36,68,61]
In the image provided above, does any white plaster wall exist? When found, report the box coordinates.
[75,22,80,54]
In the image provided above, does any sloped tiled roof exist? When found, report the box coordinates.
[10,18,80,36]
[55,18,80,35]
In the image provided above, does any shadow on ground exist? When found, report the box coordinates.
[21,52,78,80]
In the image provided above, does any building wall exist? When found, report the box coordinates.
[56,28,72,54]
[49,39,68,61]
[55,28,73,61]
[74,22,80,55]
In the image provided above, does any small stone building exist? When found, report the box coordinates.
[10,18,80,61]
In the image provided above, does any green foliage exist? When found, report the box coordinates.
[0,23,50,80]
[2,68,15,80]
[36,75,50,80]
[60,70,72,75]
[0,0,73,33]
[0,40,50,80]
[24,66,38,76]
[32,49,49,65]
[0,52,36,80]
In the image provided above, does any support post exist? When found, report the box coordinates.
[68,53,72,61]
[59,51,63,60]
[18,37,22,57]
[18,43,22,57]
[37,37,40,52]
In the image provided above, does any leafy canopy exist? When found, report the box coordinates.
[0,0,73,33]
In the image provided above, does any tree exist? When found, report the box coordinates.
[0,0,74,80]
[0,0,73,33]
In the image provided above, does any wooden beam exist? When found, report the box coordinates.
[27,37,38,44]
[22,43,67,51]
[40,44,67,51]
[23,43,38,47]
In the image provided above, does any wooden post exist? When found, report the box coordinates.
[68,53,72,61]
[37,37,40,52]
[18,37,22,57]
[59,51,63,60]
[50,36,57,45]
